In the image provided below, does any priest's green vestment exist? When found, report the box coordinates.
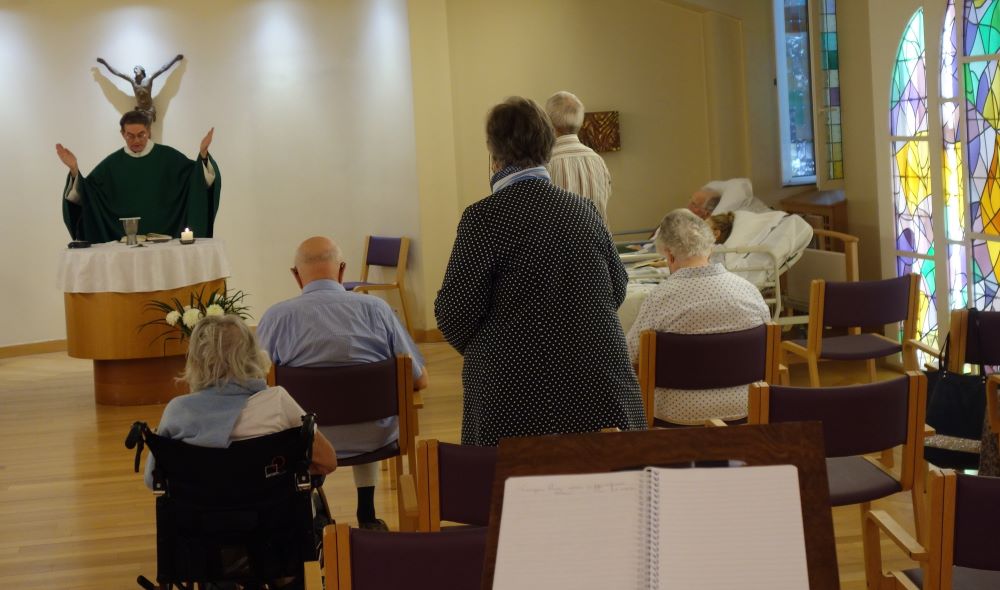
[62,144,221,242]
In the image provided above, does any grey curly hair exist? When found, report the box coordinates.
[655,208,716,261]
[181,315,271,392]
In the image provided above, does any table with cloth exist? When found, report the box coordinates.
[57,239,230,405]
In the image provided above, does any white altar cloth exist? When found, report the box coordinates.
[57,239,230,293]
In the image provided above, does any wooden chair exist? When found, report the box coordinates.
[322,522,487,590]
[414,439,497,531]
[343,236,412,332]
[637,323,785,428]
[749,372,928,545]
[782,273,919,387]
[481,423,841,589]
[906,309,1000,470]
[864,469,1000,589]
[273,356,419,531]
[905,308,1000,371]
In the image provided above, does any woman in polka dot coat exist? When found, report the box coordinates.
[434,96,647,446]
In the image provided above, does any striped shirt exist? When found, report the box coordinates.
[546,134,612,224]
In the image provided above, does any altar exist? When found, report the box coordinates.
[57,239,230,405]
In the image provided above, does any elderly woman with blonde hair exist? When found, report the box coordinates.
[625,209,771,427]
[143,314,337,487]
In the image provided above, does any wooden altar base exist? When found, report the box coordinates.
[93,356,189,405]
[64,278,225,406]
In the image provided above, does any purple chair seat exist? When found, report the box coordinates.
[825,456,902,506]
[903,566,1000,589]
[789,334,902,360]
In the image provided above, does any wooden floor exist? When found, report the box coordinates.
[0,344,922,589]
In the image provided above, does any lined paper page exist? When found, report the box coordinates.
[655,465,809,590]
[493,471,643,590]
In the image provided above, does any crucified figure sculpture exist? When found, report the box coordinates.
[96,54,183,122]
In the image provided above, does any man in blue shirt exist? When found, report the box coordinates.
[257,236,428,530]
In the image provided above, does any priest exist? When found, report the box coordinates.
[56,110,220,242]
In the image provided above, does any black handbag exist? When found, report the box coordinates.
[923,309,988,470]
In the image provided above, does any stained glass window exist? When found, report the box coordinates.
[892,140,934,253]
[898,254,939,345]
[972,239,1000,310]
[819,0,843,180]
[891,11,928,136]
[891,9,938,349]
[949,243,969,309]
[964,59,1000,236]
[964,0,1000,57]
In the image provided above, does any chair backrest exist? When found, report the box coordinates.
[274,357,407,427]
[958,309,1000,368]
[142,425,316,585]
[951,472,1000,571]
[638,324,780,426]
[324,523,487,590]
[749,373,926,491]
[360,236,410,285]
[417,439,497,531]
[820,274,915,329]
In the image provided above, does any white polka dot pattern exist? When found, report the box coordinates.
[625,263,772,425]
[435,178,647,446]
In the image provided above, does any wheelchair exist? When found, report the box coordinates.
[126,414,331,590]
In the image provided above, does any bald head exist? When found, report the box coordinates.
[293,236,345,287]
[687,188,722,219]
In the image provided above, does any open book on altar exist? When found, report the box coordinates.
[492,464,809,590]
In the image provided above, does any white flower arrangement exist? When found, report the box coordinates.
[141,285,251,348]
[182,307,204,328]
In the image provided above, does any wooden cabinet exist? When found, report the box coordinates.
[779,189,847,250]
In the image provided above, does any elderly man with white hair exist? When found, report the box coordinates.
[545,91,613,224]
[625,209,771,426]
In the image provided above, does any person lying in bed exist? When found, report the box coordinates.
[687,178,770,219]
[706,209,814,285]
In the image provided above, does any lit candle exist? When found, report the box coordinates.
[181,227,194,242]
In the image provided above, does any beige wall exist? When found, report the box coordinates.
[0,0,423,347]
[836,0,881,281]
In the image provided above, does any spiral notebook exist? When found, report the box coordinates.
[492,464,809,590]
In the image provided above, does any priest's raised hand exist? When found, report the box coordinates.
[60,110,222,242]
[55,143,79,178]
[200,127,215,159]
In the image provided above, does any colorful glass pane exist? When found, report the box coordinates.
[949,243,970,309]
[943,0,960,99]
[820,0,843,180]
[972,238,1000,310]
[892,140,934,253]
[897,253,940,348]
[942,102,966,241]
[891,10,927,136]
[963,59,1000,235]
[963,0,1000,57]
